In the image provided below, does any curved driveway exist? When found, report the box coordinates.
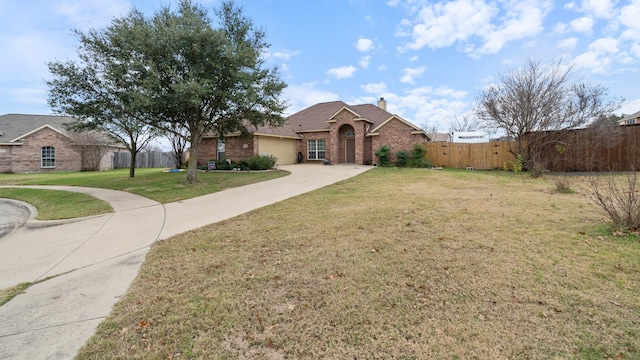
[0,164,371,360]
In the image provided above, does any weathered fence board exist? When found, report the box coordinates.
[424,142,516,170]
[113,151,176,169]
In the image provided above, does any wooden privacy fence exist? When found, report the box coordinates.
[523,126,640,172]
[112,151,176,169]
[423,142,516,170]
[423,125,640,172]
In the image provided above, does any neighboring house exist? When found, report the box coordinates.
[450,131,490,143]
[617,110,640,125]
[430,133,451,142]
[0,114,121,173]
[198,98,430,166]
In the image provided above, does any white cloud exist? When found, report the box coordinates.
[326,65,357,79]
[400,66,426,84]
[557,37,578,49]
[51,0,131,29]
[397,0,552,57]
[589,37,619,53]
[266,50,300,61]
[398,0,496,51]
[283,83,339,115]
[632,43,640,58]
[359,55,372,69]
[574,50,612,74]
[574,37,621,73]
[433,87,467,99]
[361,82,387,94]
[577,0,616,19]
[620,98,640,116]
[620,0,640,40]
[478,0,552,57]
[0,87,48,112]
[355,37,374,52]
[570,16,594,34]
[409,55,419,62]
[384,86,472,128]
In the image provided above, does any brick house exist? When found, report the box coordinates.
[198,98,430,166]
[0,114,122,173]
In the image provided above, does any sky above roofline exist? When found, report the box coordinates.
[1,0,639,135]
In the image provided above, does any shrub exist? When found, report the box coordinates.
[590,172,640,231]
[213,158,234,170]
[408,144,430,168]
[244,155,277,170]
[395,150,409,167]
[375,146,391,166]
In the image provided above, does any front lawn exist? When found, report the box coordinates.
[77,168,640,359]
[0,168,289,203]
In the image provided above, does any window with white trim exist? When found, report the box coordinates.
[41,146,56,168]
[307,139,326,160]
[217,139,226,160]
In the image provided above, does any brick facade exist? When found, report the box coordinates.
[196,100,428,166]
[0,127,82,173]
[299,131,330,163]
[371,118,427,163]
[198,135,256,166]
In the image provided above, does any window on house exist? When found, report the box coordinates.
[217,139,225,160]
[307,139,326,160]
[345,130,355,137]
[41,146,56,168]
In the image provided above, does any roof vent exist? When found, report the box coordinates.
[377,97,387,111]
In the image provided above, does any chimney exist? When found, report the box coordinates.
[377,97,387,111]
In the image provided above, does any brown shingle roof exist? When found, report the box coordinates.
[287,101,348,132]
[0,114,75,143]
[283,100,423,135]
[216,100,426,138]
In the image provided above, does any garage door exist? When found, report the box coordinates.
[258,137,297,165]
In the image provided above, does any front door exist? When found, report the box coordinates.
[346,138,355,163]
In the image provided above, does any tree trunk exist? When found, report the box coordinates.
[129,150,137,178]
[128,141,138,178]
[186,141,199,184]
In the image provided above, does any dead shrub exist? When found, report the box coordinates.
[590,172,640,231]
[553,176,574,194]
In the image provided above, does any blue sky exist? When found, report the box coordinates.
[1,0,639,133]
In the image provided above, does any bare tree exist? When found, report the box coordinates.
[421,124,439,141]
[448,113,481,132]
[475,58,623,171]
[69,131,112,171]
[166,124,189,169]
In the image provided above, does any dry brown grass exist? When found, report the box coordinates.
[77,168,640,359]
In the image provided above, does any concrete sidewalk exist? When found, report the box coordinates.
[0,164,371,360]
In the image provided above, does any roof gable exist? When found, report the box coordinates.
[10,124,69,142]
[0,114,76,144]
[370,114,424,133]
[328,106,361,121]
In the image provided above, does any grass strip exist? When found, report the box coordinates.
[0,188,112,220]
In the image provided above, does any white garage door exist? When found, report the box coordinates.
[258,137,297,165]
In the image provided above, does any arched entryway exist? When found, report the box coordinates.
[339,125,356,163]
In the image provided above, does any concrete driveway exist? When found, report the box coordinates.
[0,164,371,360]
